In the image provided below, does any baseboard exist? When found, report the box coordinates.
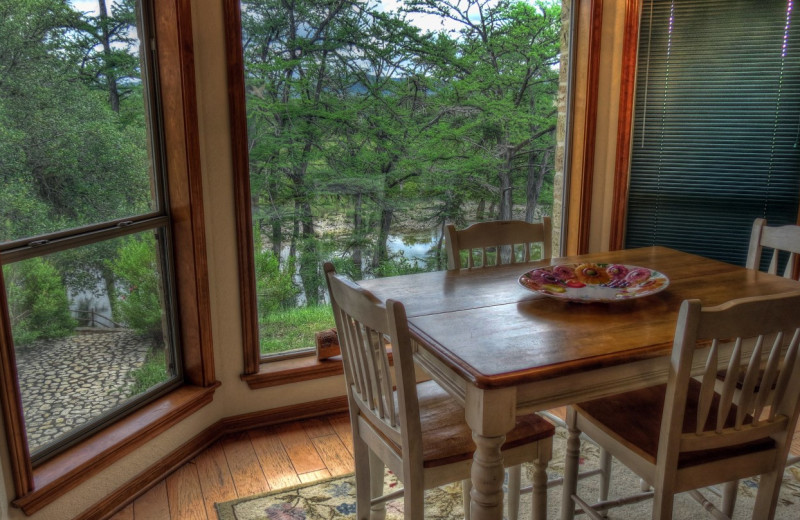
[76,395,349,520]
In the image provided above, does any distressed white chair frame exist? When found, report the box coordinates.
[324,262,553,520]
[445,218,552,270]
[746,217,800,280]
[562,291,800,520]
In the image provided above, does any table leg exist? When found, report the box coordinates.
[464,386,517,520]
[469,432,506,520]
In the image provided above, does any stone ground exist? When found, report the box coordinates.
[14,331,151,451]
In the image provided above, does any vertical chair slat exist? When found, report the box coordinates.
[784,252,797,279]
[736,335,765,428]
[767,250,779,276]
[716,338,742,433]
[753,333,784,425]
[357,323,379,416]
[696,339,719,435]
[345,315,367,399]
[375,331,397,427]
[770,329,800,422]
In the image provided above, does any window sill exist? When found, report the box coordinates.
[12,383,220,516]
[241,355,345,389]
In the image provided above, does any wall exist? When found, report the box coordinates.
[0,0,625,518]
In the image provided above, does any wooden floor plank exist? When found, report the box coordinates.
[194,441,238,519]
[108,503,133,520]
[166,463,208,520]
[132,481,170,520]
[298,468,332,484]
[329,413,355,458]
[248,427,302,491]
[301,417,336,438]
[275,421,327,474]
[222,431,270,497]
[312,434,354,477]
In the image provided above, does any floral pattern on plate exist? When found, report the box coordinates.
[519,263,669,302]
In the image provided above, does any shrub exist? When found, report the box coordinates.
[110,236,164,341]
[3,258,75,345]
[255,248,300,317]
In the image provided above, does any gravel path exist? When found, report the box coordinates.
[14,331,151,451]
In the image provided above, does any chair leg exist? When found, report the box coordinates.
[651,484,675,520]
[599,448,612,502]
[403,476,425,520]
[752,468,783,520]
[531,455,549,520]
[462,479,471,520]
[352,438,373,520]
[368,450,387,520]
[720,480,738,518]
[561,408,582,520]
[508,465,521,520]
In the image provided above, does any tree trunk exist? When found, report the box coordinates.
[476,199,486,221]
[526,148,551,223]
[372,207,393,269]
[352,192,363,278]
[97,0,120,113]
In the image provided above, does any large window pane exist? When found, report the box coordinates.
[0,0,158,243]
[234,0,572,360]
[4,229,177,458]
[0,0,178,464]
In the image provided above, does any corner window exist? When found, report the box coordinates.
[0,0,214,506]
[226,0,574,369]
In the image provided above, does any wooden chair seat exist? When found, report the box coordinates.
[575,379,775,469]
[362,380,555,469]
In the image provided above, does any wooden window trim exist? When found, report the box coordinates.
[223,0,262,377]
[0,0,216,512]
[608,0,642,251]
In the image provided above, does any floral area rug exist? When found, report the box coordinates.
[215,427,800,520]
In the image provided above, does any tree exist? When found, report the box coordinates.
[405,0,561,223]
[3,259,75,345]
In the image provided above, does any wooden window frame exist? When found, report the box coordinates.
[0,0,216,514]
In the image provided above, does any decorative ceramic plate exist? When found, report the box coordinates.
[518,263,669,302]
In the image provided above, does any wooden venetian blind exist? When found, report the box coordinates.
[625,0,800,267]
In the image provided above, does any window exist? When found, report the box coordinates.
[226,0,574,374]
[624,0,800,264]
[0,0,213,509]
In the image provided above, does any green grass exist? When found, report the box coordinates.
[259,304,335,355]
[127,348,170,397]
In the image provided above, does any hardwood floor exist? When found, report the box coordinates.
[108,413,355,520]
[108,408,800,520]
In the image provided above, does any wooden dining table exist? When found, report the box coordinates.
[356,246,800,520]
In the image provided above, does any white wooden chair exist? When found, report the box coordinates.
[324,262,555,520]
[746,217,800,280]
[445,218,552,270]
[445,218,614,507]
[561,291,800,520]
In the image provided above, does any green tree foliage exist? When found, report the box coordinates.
[254,245,300,316]
[3,259,76,345]
[109,236,164,341]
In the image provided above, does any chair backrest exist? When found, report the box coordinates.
[746,218,800,280]
[659,292,800,471]
[323,262,422,465]
[445,218,552,270]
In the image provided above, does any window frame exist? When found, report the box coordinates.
[0,0,216,512]
[608,0,800,251]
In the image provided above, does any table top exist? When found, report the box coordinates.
[358,246,800,390]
